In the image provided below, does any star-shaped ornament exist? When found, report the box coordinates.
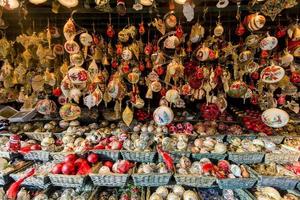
[222,42,239,58]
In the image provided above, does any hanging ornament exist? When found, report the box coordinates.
[64,40,80,54]
[139,21,145,35]
[227,81,248,98]
[260,33,278,50]
[262,108,289,128]
[133,0,143,10]
[165,89,180,104]
[58,0,78,8]
[216,0,229,8]
[63,18,76,41]
[122,103,133,126]
[80,32,93,58]
[35,99,57,116]
[139,0,153,6]
[59,103,81,121]
[92,86,103,106]
[67,66,89,84]
[214,22,224,37]
[153,105,174,126]
[175,24,184,39]
[260,64,285,84]
[88,59,99,80]
[235,23,246,36]
[84,94,96,109]
[116,0,126,16]
[183,1,194,22]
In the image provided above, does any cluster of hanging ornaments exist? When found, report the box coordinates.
[0,0,299,130]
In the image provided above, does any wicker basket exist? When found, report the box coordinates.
[264,153,300,164]
[192,153,226,161]
[234,189,256,200]
[248,167,299,190]
[49,174,86,188]
[89,173,130,187]
[24,132,51,141]
[132,173,172,187]
[228,152,264,164]
[0,151,14,159]
[23,151,50,161]
[53,132,64,139]
[296,182,300,191]
[50,152,73,162]
[217,177,257,189]
[158,151,191,163]
[226,135,256,143]
[258,136,285,144]
[174,174,216,187]
[90,150,120,161]
[121,151,156,162]
[0,173,9,185]
[10,173,49,188]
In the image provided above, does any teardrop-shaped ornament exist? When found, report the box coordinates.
[84,93,96,109]
[122,104,133,126]
[92,86,103,106]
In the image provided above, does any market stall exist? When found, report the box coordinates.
[0,0,300,199]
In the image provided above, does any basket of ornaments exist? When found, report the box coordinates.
[89,159,134,187]
[132,162,172,186]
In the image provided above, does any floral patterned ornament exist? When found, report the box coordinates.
[83,93,96,109]
[59,103,81,121]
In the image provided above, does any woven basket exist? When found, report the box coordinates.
[0,151,14,159]
[217,177,257,189]
[192,153,227,161]
[159,151,191,163]
[53,132,64,139]
[228,152,264,164]
[121,151,156,162]
[23,151,50,161]
[24,132,51,141]
[174,174,216,187]
[0,173,9,185]
[132,173,172,187]
[248,167,298,190]
[89,173,129,187]
[10,174,49,188]
[49,174,86,188]
[296,182,300,191]
[258,136,285,144]
[226,135,256,143]
[50,152,73,162]
[90,150,120,161]
[234,189,256,200]
[264,153,300,164]
[258,175,298,190]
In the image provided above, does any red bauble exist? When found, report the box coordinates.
[250,71,260,80]
[235,23,246,36]
[111,59,118,69]
[52,87,62,97]
[62,162,75,175]
[87,153,99,164]
[156,66,165,76]
[291,71,300,83]
[189,77,202,89]
[64,154,77,164]
[52,163,64,174]
[200,103,220,121]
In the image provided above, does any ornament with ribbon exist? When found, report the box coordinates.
[6,168,35,200]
